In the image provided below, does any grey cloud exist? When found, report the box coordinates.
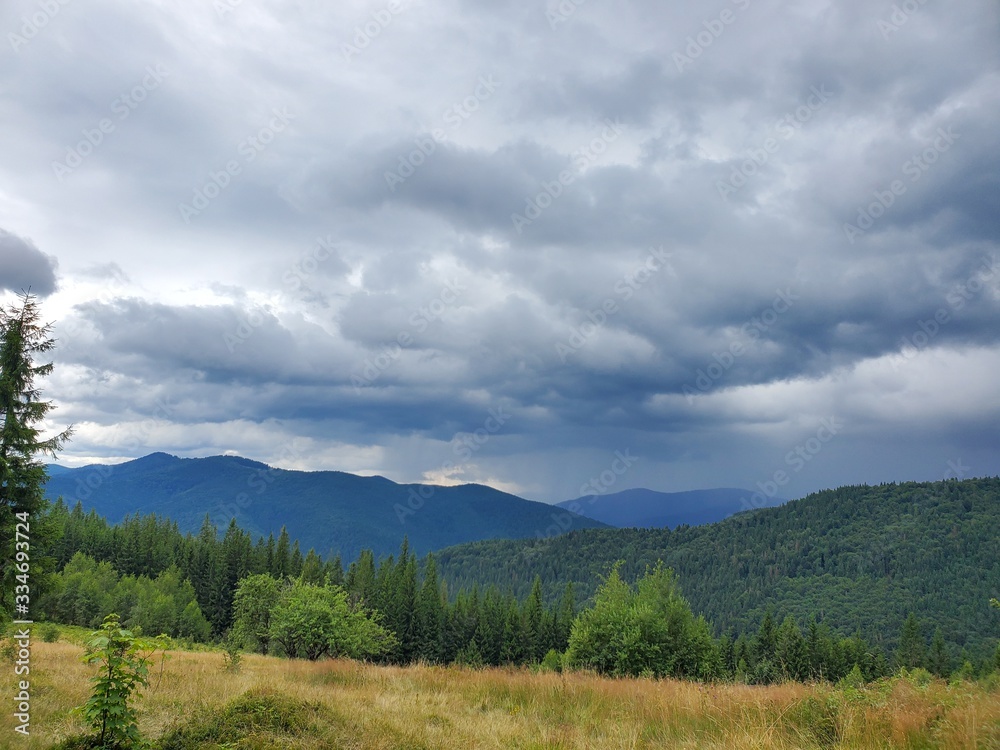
[0,229,58,295]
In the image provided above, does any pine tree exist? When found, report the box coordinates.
[289,540,303,578]
[927,627,950,677]
[522,576,545,662]
[413,554,444,662]
[299,549,324,585]
[0,292,72,619]
[555,582,575,651]
[274,527,291,579]
[775,616,808,680]
[896,613,925,670]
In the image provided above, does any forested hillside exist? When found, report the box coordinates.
[436,478,1000,661]
[43,452,605,560]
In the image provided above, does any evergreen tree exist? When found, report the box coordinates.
[299,549,324,585]
[413,554,444,662]
[554,582,575,651]
[896,612,925,670]
[289,540,303,578]
[0,292,72,619]
[927,627,950,677]
[326,554,344,587]
[775,616,808,680]
[522,576,545,662]
[274,526,291,579]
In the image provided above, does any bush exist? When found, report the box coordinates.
[40,622,60,642]
[565,562,714,679]
[221,631,243,673]
[74,613,166,749]
[155,689,329,749]
[788,695,841,749]
[540,649,563,673]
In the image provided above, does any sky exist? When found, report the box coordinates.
[1,0,998,504]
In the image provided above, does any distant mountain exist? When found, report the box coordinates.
[556,487,786,528]
[43,453,607,560]
[436,478,1000,660]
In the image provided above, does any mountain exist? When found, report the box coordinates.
[43,453,607,561]
[436,478,1000,660]
[556,487,786,528]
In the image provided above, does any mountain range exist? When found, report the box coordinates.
[43,453,606,561]
[45,454,775,561]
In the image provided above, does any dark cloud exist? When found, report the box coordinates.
[3,0,998,500]
[0,229,58,296]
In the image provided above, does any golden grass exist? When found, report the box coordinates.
[2,639,998,749]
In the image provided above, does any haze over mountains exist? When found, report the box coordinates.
[557,488,786,528]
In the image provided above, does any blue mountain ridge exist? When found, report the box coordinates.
[43,452,608,560]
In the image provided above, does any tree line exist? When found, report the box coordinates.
[33,499,1000,681]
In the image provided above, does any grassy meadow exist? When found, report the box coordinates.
[3,633,999,750]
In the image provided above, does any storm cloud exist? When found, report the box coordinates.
[2,0,998,502]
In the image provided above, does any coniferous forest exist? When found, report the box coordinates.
[28,475,1000,684]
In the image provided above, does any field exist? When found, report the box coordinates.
[3,637,999,750]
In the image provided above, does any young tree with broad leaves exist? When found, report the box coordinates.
[0,292,72,619]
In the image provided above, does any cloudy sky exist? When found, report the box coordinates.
[1,0,998,504]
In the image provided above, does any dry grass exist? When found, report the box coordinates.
[2,639,998,749]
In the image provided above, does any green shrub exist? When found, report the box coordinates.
[221,631,242,673]
[788,694,841,749]
[155,689,329,749]
[73,613,166,749]
[40,622,60,643]
[540,649,564,673]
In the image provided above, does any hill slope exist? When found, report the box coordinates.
[437,478,1000,659]
[556,487,785,528]
[44,453,606,560]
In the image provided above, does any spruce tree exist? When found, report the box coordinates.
[274,527,291,579]
[414,554,444,662]
[896,612,925,670]
[522,576,545,662]
[927,627,950,677]
[0,292,72,619]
